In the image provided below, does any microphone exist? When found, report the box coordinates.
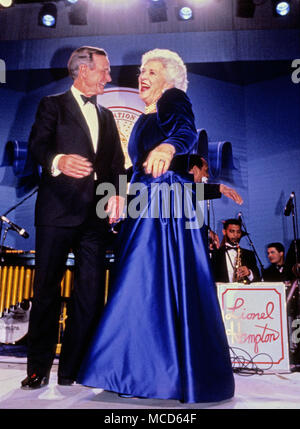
[237,212,249,236]
[284,192,295,216]
[0,215,29,238]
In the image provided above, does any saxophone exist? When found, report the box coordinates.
[233,245,250,284]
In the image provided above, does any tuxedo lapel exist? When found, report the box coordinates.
[62,90,95,153]
[220,247,230,282]
[212,247,229,283]
[95,106,103,152]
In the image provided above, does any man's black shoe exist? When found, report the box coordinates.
[57,376,74,386]
[21,373,49,390]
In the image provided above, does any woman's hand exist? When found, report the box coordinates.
[143,143,175,178]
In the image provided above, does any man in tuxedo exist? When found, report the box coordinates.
[188,155,242,204]
[262,242,294,282]
[21,46,125,390]
[188,155,209,183]
[211,218,260,283]
[186,155,243,250]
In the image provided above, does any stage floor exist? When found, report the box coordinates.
[0,358,300,410]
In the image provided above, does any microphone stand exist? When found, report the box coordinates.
[207,199,211,252]
[285,193,300,370]
[239,215,264,277]
[0,225,12,259]
[290,193,299,278]
[287,193,300,305]
[0,188,38,253]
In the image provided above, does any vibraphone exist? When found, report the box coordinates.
[0,249,114,348]
[0,250,75,317]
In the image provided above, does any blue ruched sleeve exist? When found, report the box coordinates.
[157,88,197,155]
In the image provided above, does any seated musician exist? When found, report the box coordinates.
[169,154,242,203]
[262,242,294,283]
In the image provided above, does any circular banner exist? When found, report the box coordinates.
[99,87,144,168]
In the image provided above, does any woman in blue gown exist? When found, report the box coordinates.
[77,49,235,403]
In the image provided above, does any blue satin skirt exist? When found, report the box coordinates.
[77,172,234,403]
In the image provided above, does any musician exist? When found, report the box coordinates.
[262,242,294,282]
[21,46,125,390]
[211,218,261,283]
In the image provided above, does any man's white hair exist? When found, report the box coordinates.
[141,49,188,92]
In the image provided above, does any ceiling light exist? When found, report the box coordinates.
[38,3,57,28]
[0,0,13,7]
[273,0,290,16]
[178,6,193,20]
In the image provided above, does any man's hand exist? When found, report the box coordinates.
[219,184,243,205]
[143,143,175,178]
[209,230,220,250]
[105,196,125,224]
[237,266,250,279]
[58,154,93,178]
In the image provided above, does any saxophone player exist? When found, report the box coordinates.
[211,218,261,283]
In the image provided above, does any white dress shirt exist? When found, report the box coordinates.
[51,85,99,176]
[225,244,254,283]
[225,246,237,283]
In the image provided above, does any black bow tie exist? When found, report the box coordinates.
[81,94,97,105]
[225,245,238,251]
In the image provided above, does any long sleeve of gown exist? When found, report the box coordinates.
[157,88,197,155]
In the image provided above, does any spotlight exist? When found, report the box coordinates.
[68,0,88,25]
[66,0,78,3]
[148,0,168,23]
[0,0,13,7]
[38,3,57,28]
[236,0,255,18]
[272,0,290,16]
[177,6,193,21]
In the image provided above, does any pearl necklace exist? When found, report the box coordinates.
[144,88,169,114]
[145,101,157,114]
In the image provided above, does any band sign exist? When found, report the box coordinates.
[217,282,290,372]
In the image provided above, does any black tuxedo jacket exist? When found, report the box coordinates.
[262,264,294,282]
[211,245,261,283]
[28,90,125,227]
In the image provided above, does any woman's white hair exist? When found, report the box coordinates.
[141,49,188,92]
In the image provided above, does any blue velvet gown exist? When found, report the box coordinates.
[77,88,235,403]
